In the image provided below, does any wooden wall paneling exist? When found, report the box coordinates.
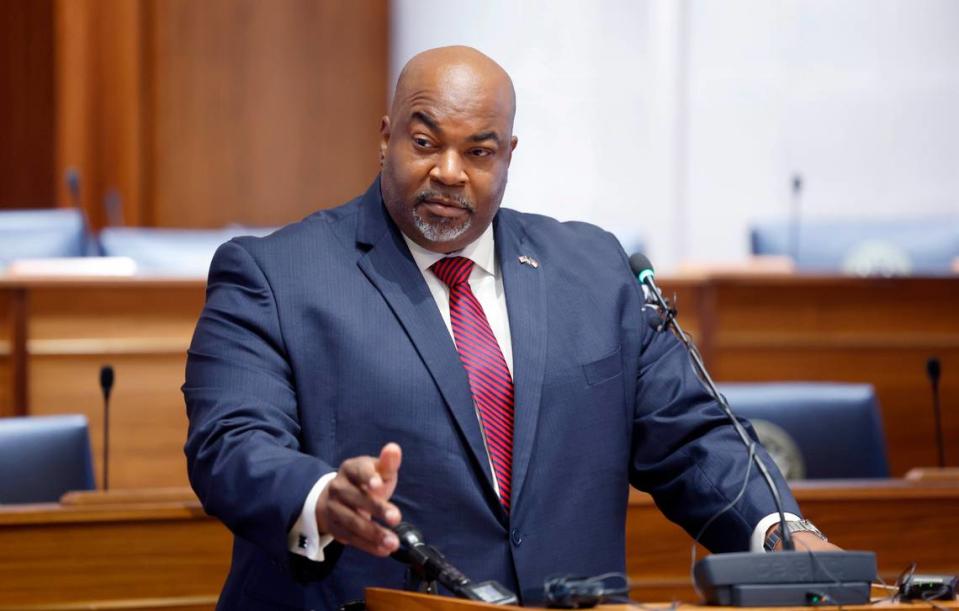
[54,0,147,228]
[148,0,389,228]
[25,281,204,489]
[0,287,29,416]
[0,0,56,208]
[30,353,193,489]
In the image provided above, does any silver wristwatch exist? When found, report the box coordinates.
[763,519,827,551]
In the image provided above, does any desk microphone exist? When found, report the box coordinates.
[390,522,517,605]
[927,357,945,467]
[99,365,114,490]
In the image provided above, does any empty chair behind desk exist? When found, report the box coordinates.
[99,226,276,277]
[749,218,959,275]
[0,209,92,269]
[718,382,890,480]
[0,415,96,503]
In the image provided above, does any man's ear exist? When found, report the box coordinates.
[507,135,518,163]
[379,116,391,166]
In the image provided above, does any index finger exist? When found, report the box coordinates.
[340,456,382,490]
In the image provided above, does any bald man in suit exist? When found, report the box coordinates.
[184,46,834,610]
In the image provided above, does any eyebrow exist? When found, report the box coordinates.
[411,111,440,132]
[410,111,501,145]
[469,130,501,145]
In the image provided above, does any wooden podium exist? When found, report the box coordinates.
[364,588,959,611]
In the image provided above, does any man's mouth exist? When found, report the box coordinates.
[417,195,473,219]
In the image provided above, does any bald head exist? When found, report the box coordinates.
[390,46,516,128]
[379,46,519,253]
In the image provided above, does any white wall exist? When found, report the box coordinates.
[390,0,959,270]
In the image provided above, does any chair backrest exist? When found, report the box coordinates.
[0,209,91,268]
[98,226,276,276]
[749,218,959,275]
[0,415,96,503]
[718,382,890,479]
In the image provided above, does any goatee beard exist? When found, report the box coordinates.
[411,207,473,243]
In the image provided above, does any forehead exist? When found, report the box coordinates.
[395,64,513,131]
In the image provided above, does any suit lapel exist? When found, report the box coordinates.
[494,212,548,511]
[354,180,498,501]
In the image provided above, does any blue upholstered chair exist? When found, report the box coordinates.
[718,382,890,480]
[98,226,276,277]
[0,209,93,270]
[0,415,96,503]
[749,218,959,275]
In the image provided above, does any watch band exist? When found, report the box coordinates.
[763,519,826,552]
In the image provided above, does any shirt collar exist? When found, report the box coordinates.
[401,223,497,277]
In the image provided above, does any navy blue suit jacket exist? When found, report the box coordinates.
[184,178,800,609]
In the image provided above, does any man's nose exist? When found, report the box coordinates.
[429,150,467,186]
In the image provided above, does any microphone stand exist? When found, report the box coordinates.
[642,282,793,550]
[633,258,877,606]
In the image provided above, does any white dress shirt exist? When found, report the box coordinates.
[288,225,794,560]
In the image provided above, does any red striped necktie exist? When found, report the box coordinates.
[431,256,514,512]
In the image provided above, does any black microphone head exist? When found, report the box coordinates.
[99,365,115,396]
[628,252,654,278]
[927,357,941,383]
[393,522,424,548]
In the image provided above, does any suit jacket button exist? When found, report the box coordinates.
[510,529,523,546]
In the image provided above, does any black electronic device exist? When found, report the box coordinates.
[391,522,518,605]
[694,551,876,606]
[542,574,629,609]
[899,573,957,601]
[630,254,878,606]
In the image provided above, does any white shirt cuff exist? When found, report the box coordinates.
[751,512,802,552]
[288,472,337,561]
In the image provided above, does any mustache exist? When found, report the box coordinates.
[415,191,475,212]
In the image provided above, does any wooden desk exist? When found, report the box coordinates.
[0,274,956,490]
[0,489,228,610]
[0,481,954,609]
[364,588,959,611]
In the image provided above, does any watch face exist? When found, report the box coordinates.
[750,419,806,480]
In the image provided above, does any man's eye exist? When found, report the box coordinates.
[470,148,493,158]
[413,137,432,148]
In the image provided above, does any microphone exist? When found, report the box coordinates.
[628,253,795,551]
[99,365,114,491]
[65,168,81,208]
[64,168,99,255]
[103,188,125,227]
[391,522,517,605]
[927,357,945,468]
[789,173,803,264]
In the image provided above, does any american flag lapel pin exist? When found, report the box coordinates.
[517,255,539,269]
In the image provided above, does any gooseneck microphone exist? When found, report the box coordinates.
[391,522,517,605]
[927,357,945,468]
[99,365,115,491]
[628,253,795,552]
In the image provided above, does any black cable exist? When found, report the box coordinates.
[690,442,757,601]
[642,281,795,552]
